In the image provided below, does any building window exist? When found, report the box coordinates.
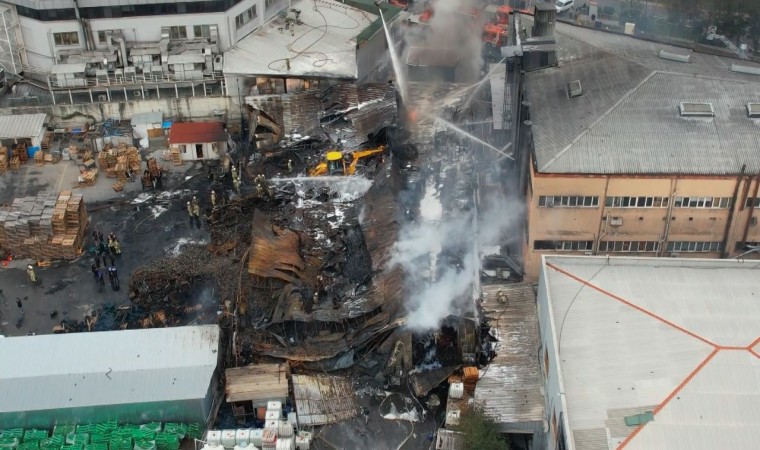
[79,1,243,19]
[736,241,760,251]
[605,196,670,208]
[265,0,281,8]
[169,26,187,39]
[673,197,731,208]
[235,5,257,30]
[538,196,599,208]
[194,25,211,38]
[666,241,723,253]
[533,240,593,251]
[599,241,660,252]
[745,198,760,208]
[53,32,79,46]
[97,30,119,43]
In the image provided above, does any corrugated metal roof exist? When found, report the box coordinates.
[541,256,760,450]
[169,121,226,144]
[0,113,47,139]
[489,63,508,130]
[223,0,376,79]
[527,21,760,175]
[292,374,358,426]
[474,283,544,426]
[0,325,220,413]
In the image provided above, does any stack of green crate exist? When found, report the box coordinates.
[72,428,93,437]
[133,440,156,450]
[16,443,39,450]
[52,428,74,439]
[22,431,48,444]
[128,431,153,443]
[39,434,63,450]
[135,425,159,435]
[83,443,107,450]
[0,430,24,450]
[159,426,184,441]
[184,425,201,441]
[61,444,84,450]
[153,434,178,450]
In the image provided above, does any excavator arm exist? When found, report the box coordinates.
[347,146,386,175]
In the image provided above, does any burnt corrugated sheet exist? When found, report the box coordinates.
[282,90,323,135]
[248,211,304,283]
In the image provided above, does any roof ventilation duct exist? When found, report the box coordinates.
[567,80,583,98]
[679,102,714,117]
[658,49,690,63]
[731,64,760,76]
[747,103,760,118]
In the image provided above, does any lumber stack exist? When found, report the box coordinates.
[0,191,87,260]
[127,146,141,172]
[0,150,7,174]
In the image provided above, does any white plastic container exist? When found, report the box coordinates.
[249,429,263,447]
[202,445,225,450]
[264,420,279,431]
[221,430,237,448]
[449,382,464,399]
[235,429,251,445]
[295,435,311,450]
[275,439,294,450]
[265,411,280,421]
[277,422,293,438]
[206,431,223,446]
[234,444,259,450]
[267,401,282,412]
[446,409,461,426]
[287,412,298,427]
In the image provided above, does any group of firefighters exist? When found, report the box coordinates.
[90,230,122,290]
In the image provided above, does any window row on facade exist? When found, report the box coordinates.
[533,240,723,253]
[537,196,599,207]
[18,1,244,21]
[745,198,760,208]
[539,195,733,209]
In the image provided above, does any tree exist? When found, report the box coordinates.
[455,406,511,450]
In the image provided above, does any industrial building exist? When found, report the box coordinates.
[0,0,287,72]
[538,255,760,450]
[0,325,222,427]
[520,21,760,279]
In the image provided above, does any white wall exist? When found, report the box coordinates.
[175,141,222,161]
[537,259,573,450]
[90,13,230,50]
[19,16,82,67]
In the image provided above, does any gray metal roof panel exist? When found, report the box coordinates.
[527,21,760,175]
[0,113,47,139]
[0,325,220,413]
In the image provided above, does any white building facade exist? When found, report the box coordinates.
[0,0,291,72]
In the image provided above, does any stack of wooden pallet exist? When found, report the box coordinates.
[9,156,20,171]
[41,132,52,151]
[13,142,27,163]
[126,146,141,172]
[34,150,44,166]
[78,168,98,187]
[171,148,182,165]
[0,150,7,174]
[0,191,87,260]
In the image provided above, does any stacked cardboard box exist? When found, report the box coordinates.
[0,191,87,260]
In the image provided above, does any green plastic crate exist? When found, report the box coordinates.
[52,428,74,438]
[1,431,24,440]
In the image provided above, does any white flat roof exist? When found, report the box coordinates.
[51,63,87,75]
[223,0,377,79]
[0,325,220,413]
[541,256,760,450]
[0,113,47,139]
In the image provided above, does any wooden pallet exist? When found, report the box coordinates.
[112,181,124,192]
[171,149,183,166]
[10,156,20,171]
[34,151,44,166]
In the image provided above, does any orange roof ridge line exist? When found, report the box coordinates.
[749,349,760,359]
[717,345,749,350]
[747,336,760,349]
[616,348,720,450]
[546,263,719,348]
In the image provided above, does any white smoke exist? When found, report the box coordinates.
[391,189,523,332]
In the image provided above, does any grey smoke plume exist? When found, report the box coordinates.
[404,0,485,83]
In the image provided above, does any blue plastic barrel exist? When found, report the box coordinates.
[27,146,40,158]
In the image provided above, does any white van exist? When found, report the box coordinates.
[556,0,574,14]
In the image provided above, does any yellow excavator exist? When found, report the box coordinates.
[308,146,386,176]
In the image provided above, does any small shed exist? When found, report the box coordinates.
[0,113,47,149]
[169,121,227,161]
[131,111,164,140]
